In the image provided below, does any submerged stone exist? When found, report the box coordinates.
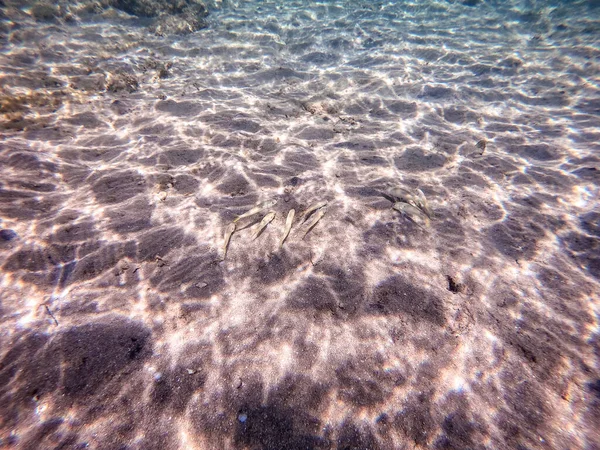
[0,229,17,241]
[151,5,209,36]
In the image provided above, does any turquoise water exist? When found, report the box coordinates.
[0,1,599,448]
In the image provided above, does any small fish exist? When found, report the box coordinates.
[302,207,326,239]
[476,139,487,152]
[301,201,327,223]
[469,139,487,158]
[393,202,430,228]
[251,211,276,240]
[234,199,278,223]
[389,186,432,219]
[388,187,419,206]
[279,209,295,249]
[414,188,433,219]
[222,222,236,260]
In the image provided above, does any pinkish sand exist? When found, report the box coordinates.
[0,0,599,449]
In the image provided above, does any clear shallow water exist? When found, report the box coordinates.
[0,0,599,448]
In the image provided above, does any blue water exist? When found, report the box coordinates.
[0,0,599,448]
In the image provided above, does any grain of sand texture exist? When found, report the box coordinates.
[0,0,599,449]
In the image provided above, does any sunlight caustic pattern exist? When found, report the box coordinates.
[0,0,599,448]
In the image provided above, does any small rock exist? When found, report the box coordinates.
[158,66,171,79]
[107,71,139,93]
[151,5,209,36]
[0,229,17,241]
[155,256,168,267]
[30,3,63,21]
[446,275,465,294]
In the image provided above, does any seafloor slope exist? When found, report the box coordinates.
[0,0,599,449]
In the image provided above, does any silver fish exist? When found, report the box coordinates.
[222,222,237,260]
[234,199,278,223]
[301,201,327,223]
[388,187,419,206]
[414,188,433,219]
[393,202,430,228]
[389,187,432,219]
[251,211,276,240]
[279,209,295,249]
[302,207,326,239]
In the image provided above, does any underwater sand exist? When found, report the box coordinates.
[0,0,599,448]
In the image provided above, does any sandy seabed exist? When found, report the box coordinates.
[0,0,599,448]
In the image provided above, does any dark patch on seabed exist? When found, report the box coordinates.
[1,0,600,448]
